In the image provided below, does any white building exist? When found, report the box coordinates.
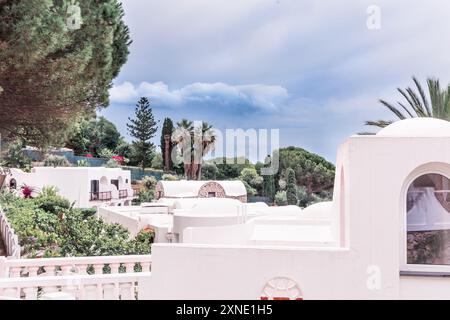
[155,180,248,202]
[142,118,450,300]
[2,118,450,300]
[6,167,135,208]
[98,198,302,243]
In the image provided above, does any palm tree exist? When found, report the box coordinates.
[172,119,216,180]
[366,77,450,128]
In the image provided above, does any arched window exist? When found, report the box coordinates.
[9,179,17,190]
[407,173,450,265]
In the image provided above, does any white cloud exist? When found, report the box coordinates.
[110,81,289,112]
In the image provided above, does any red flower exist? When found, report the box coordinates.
[21,185,35,199]
[86,154,94,158]
[112,155,124,164]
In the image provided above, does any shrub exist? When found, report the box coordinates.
[1,192,152,258]
[105,159,119,168]
[44,155,70,167]
[141,176,157,191]
[151,153,163,170]
[136,189,154,204]
[77,160,90,167]
[34,194,71,215]
[1,140,31,170]
[97,148,115,159]
[201,162,219,180]
[162,173,179,181]
[275,191,287,206]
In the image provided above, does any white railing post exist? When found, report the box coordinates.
[0,207,21,259]
[0,256,7,277]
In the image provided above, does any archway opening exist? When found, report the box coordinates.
[406,173,450,265]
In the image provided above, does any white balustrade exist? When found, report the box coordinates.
[0,272,151,300]
[0,208,21,259]
[0,255,152,278]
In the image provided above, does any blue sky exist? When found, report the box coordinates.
[100,0,450,162]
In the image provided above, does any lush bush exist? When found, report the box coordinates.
[0,190,152,258]
[44,154,70,167]
[33,189,71,214]
[201,162,219,180]
[151,153,164,170]
[162,173,179,181]
[105,158,120,168]
[77,159,90,167]
[1,140,31,170]
[134,189,154,204]
[141,176,158,191]
[239,168,263,196]
[275,191,288,206]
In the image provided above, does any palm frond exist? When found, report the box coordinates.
[413,76,431,116]
[364,120,393,128]
[379,99,406,120]
[397,102,414,118]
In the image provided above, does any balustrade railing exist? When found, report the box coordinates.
[119,190,128,199]
[0,255,152,278]
[90,191,112,201]
[0,209,21,259]
[0,272,151,300]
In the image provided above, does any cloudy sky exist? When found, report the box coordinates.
[101,0,450,162]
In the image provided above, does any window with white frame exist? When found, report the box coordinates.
[407,173,450,265]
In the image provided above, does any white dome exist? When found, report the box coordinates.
[377,118,450,137]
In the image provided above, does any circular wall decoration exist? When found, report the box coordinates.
[260,277,303,300]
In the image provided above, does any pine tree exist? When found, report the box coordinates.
[286,168,298,205]
[127,97,158,171]
[160,118,174,171]
[0,0,131,146]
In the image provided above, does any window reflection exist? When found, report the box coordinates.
[407,173,450,265]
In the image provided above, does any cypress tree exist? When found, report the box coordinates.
[160,118,174,171]
[286,168,298,205]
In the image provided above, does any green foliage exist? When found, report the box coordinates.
[66,117,122,157]
[286,168,298,205]
[0,0,131,144]
[239,167,263,196]
[263,174,276,203]
[367,76,450,128]
[275,191,288,206]
[295,185,330,208]
[105,158,120,168]
[135,189,154,204]
[44,154,70,167]
[242,180,257,196]
[162,174,179,181]
[97,147,115,159]
[34,189,71,214]
[127,97,158,171]
[151,153,164,170]
[201,162,219,180]
[1,140,31,169]
[277,147,334,199]
[141,176,157,191]
[211,157,254,180]
[77,159,90,167]
[0,190,151,258]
